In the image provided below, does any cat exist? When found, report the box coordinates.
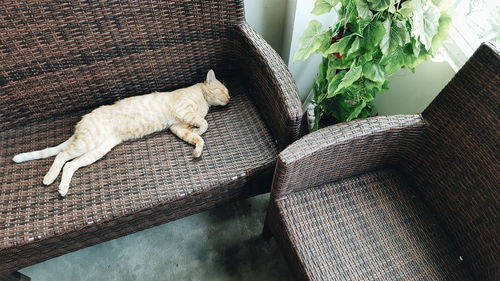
[13,70,230,197]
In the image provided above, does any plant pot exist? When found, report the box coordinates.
[305,103,341,133]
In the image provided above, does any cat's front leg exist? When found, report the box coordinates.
[169,123,205,158]
[177,111,208,136]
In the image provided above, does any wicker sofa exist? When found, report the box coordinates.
[0,0,303,276]
[265,43,499,281]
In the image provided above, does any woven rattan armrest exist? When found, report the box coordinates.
[271,114,427,199]
[235,23,304,149]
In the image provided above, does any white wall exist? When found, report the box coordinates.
[244,0,334,101]
[373,61,455,115]
[244,0,287,54]
[283,1,337,102]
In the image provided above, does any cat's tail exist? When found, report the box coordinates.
[12,136,74,163]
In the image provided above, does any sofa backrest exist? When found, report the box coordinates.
[407,43,500,280]
[0,0,244,129]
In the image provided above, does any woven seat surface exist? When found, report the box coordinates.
[0,81,277,250]
[275,168,472,281]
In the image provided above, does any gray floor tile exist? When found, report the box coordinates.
[20,194,292,281]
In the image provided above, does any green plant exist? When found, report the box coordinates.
[296,0,452,130]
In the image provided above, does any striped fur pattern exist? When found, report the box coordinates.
[12,70,230,197]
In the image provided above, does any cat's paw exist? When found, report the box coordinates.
[193,148,203,158]
[43,174,57,185]
[193,137,204,158]
[58,183,69,197]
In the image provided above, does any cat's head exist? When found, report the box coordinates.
[203,70,230,106]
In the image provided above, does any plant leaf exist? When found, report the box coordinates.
[431,0,453,8]
[355,18,372,34]
[312,0,340,15]
[363,20,385,48]
[380,19,410,55]
[307,0,449,127]
[355,0,373,19]
[329,96,348,121]
[312,106,323,131]
[381,48,410,74]
[335,65,362,94]
[326,56,337,81]
[398,0,417,17]
[429,12,452,55]
[412,2,440,50]
[313,58,329,104]
[358,50,374,64]
[367,0,394,11]
[325,35,355,55]
[362,62,385,82]
[328,52,354,68]
[318,29,334,53]
[347,100,367,121]
[327,71,347,98]
[347,37,362,55]
[410,37,422,57]
[294,20,326,61]
[341,0,359,22]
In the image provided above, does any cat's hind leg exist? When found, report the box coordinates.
[43,149,85,186]
[169,123,205,158]
[58,138,119,196]
[43,136,92,185]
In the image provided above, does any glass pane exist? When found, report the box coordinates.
[453,0,500,48]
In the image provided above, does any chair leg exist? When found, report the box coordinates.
[0,272,31,281]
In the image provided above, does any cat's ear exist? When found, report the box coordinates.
[206,69,216,85]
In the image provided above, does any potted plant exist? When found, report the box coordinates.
[296,0,452,130]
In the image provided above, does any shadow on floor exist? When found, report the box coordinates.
[20,193,293,281]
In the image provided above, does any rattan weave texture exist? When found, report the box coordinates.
[236,24,303,148]
[267,43,499,281]
[0,0,302,274]
[0,85,276,272]
[272,114,426,198]
[273,169,472,281]
[0,0,244,130]
[407,43,500,280]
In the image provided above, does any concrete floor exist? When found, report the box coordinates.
[20,194,293,281]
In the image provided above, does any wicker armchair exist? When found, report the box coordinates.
[0,0,302,276]
[265,43,499,281]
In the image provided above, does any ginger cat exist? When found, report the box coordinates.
[13,70,230,197]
